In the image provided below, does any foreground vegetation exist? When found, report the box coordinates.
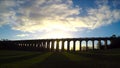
[0,49,120,68]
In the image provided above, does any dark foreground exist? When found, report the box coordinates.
[0,49,120,68]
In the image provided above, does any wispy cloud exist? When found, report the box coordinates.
[16,34,29,37]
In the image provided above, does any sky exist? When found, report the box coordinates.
[0,0,120,40]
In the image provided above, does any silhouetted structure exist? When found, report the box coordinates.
[0,37,120,52]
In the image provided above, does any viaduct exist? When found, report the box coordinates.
[0,37,120,52]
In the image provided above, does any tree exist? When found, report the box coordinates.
[111,34,116,38]
[118,36,120,38]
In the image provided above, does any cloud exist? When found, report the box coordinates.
[10,0,81,32]
[16,34,29,37]
[112,0,120,8]
[84,5,120,29]
[0,0,16,26]
[0,0,120,39]
[95,0,108,6]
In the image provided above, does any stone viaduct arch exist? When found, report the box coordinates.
[0,37,119,52]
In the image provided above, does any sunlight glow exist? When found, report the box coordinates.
[40,30,81,50]
[41,30,73,39]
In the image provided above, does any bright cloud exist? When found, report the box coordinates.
[0,0,120,39]
[10,0,80,33]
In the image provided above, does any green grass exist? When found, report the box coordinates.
[62,52,91,61]
[0,49,120,68]
[0,50,53,68]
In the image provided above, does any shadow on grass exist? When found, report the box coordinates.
[31,52,120,68]
[0,52,53,68]
[63,52,120,68]
[70,49,120,62]
[30,52,72,68]
[0,49,120,68]
[0,53,43,64]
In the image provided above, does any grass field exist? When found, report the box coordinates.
[0,49,120,68]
